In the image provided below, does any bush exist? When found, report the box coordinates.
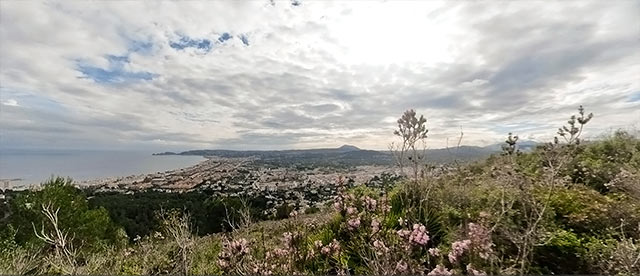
[4,177,126,250]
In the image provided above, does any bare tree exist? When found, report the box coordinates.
[159,210,194,276]
[223,197,253,232]
[391,109,429,183]
[32,203,79,275]
[557,105,593,145]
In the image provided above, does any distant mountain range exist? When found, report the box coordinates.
[154,141,539,166]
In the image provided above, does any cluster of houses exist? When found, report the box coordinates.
[81,157,400,214]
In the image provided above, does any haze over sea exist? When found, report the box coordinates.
[0,149,204,187]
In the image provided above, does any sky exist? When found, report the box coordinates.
[0,0,639,151]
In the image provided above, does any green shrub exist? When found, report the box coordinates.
[5,177,126,250]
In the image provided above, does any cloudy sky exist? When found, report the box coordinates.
[1,0,638,151]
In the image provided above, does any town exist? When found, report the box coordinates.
[79,156,401,216]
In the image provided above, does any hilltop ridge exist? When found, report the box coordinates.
[152,143,519,166]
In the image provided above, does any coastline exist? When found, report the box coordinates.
[0,151,206,190]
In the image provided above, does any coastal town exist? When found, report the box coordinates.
[77,156,400,214]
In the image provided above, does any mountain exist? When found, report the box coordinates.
[337,144,360,152]
[154,144,505,166]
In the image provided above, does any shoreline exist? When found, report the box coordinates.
[0,154,207,191]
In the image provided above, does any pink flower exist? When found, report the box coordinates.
[346,207,357,215]
[228,238,250,255]
[363,196,377,211]
[371,218,380,233]
[282,232,296,248]
[448,239,471,263]
[217,259,229,268]
[321,239,341,256]
[429,247,441,257]
[427,264,452,276]
[333,198,344,212]
[409,223,430,245]
[467,223,493,259]
[467,264,487,276]
[397,229,411,238]
[347,217,361,230]
[273,248,289,257]
[395,260,408,273]
[330,239,341,252]
[379,200,391,213]
[373,239,389,254]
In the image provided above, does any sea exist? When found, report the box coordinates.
[0,149,204,188]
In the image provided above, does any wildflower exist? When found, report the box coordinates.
[289,210,298,218]
[363,195,377,211]
[307,248,316,258]
[429,247,440,257]
[448,239,471,263]
[398,217,405,225]
[347,217,361,230]
[273,248,289,257]
[371,218,380,233]
[229,238,250,255]
[467,264,487,276]
[314,240,323,249]
[467,223,493,259]
[409,223,430,245]
[427,264,452,276]
[346,206,357,215]
[282,231,301,249]
[321,239,341,256]
[373,239,389,254]
[283,232,294,248]
[395,260,408,273]
[397,229,411,238]
[379,199,391,213]
[217,259,229,268]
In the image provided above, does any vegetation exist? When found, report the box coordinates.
[1,106,639,275]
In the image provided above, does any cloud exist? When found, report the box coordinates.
[0,0,638,151]
[2,99,19,107]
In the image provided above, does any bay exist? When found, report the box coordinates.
[0,149,204,187]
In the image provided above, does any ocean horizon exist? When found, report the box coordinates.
[0,149,204,187]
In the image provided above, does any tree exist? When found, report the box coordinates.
[6,177,125,249]
[391,109,429,183]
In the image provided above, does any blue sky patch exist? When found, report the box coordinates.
[128,40,153,54]
[629,91,640,102]
[169,35,212,51]
[239,34,249,46]
[77,54,155,84]
[218,32,232,43]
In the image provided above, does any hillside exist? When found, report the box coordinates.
[154,144,503,166]
[2,131,638,275]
